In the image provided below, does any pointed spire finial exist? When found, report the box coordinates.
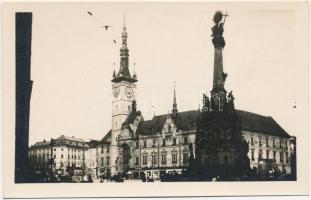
[123,12,126,28]
[111,14,137,83]
[172,81,178,118]
[173,81,176,104]
[133,61,137,80]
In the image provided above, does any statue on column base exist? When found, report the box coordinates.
[211,11,228,49]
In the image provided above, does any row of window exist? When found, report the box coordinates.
[249,136,288,148]
[30,147,84,154]
[100,157,110,166]
[137,152,189,165]
[33,154,85,160]
[250,149,290,163]
[99,146,110,154]
[136,137,188,148]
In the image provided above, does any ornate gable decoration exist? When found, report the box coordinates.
[161,115,178,139]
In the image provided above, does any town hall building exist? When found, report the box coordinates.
[95,17,293,179]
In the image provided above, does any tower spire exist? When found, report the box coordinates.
[111,14,137,83]
[123,12,126,28]
[133,62,137,80]
[172,82,178,118]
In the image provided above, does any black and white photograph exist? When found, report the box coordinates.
[2,1,309,198]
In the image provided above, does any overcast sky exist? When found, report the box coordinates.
[25,2,308,145]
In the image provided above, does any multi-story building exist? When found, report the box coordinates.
[96,131,112,177]
[28,139,51,171]
[95,19,292,179]
[237,111,291,174]
[85,140,99,178]
[28,135,90,175]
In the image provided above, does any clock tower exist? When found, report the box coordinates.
[110,17,137,175]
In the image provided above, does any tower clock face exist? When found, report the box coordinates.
[113,87,120,98]
[125,87,134,98]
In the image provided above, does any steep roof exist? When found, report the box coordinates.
[87,139,100,148]
[32,140,51,148]
[98,109,290,141]
[136,110,200,136]
[99,130,112,144]
[56,135,87,143]
[236,110,290,138]
[122,111,142,128]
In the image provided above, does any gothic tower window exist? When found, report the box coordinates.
[162,139,166,147]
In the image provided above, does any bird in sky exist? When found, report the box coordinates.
[113,40,116,44]
[101,25,112,30]
[87,11,93,16]
[293,101,297,109]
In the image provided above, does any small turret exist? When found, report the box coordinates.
[112,70,116,78]
[133,62,137,80]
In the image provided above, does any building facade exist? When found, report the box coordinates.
[85,140,99,178]
[28,135,91,175]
